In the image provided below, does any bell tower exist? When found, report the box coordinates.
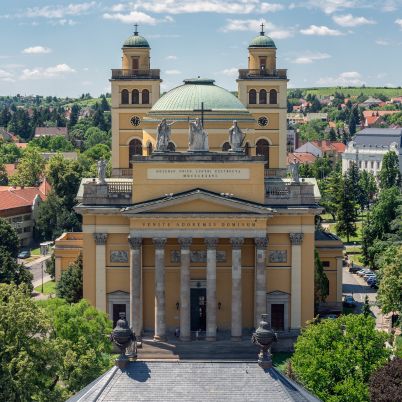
[110,26,162,176]
[237,25,288,170]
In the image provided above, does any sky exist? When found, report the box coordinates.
[0,0,401,97]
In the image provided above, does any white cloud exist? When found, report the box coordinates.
[317,71,365,86]
[25,2,96,19]
[306,0,360,14]
[375,39,390,46]
[333,14,375,27]
[300,25,344,36]
[260,3,285,12]
[221,18,293,38]
[220,67,239,77]
[21,64,76,80]
[22,46,52,54]
[0,69,14,82]
[50,18,77,26]
[165,55,177,60]
[103,11,157,24]
[165,69,181,75]
[292,52,331,64]
[396,19,402,29]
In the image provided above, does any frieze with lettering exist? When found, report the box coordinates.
[269,250,287,263]
[110,250,129,263]
[171,250,226,263]
[147,168,250,180]
[140,220,257,229]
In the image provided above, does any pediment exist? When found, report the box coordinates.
[122,189,273,215]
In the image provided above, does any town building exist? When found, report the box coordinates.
[34,126,68,138]
[295,140,345,165]
[342,128,402,176]
[0,183,49,246]
[55,28,342,345]
[287,152,317,165]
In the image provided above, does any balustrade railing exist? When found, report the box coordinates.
[265,184,290,199]
[111,69,160,80]
[238,69,287,79]
[107,181,132,194]
[112,168,133,178]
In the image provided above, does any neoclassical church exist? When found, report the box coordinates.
[55,27,343,344]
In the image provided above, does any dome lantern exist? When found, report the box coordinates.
[123,24,150,48]
[248,23,276,49]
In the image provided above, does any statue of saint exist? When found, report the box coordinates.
[228,120,245,151]
[290,158,300,183]
[188,118,209,151]
[156,119,176,152]
[97,159,107,184]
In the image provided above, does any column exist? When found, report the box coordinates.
[128,236,142,338]
[289,233,303,329]
[336,257,343,305]
[205,237,218,341]
[178,237,192,341]
[153,238,167,341]
[254,237,268,328]
[230,237,244,341]
[93,233,108,312]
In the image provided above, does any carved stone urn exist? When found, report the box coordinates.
[252,314,278,369]
[110,312,136,369]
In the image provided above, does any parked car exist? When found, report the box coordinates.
[357,269,369,277]
[343,295,356,308]
[370,281,378,289]
[17,250,31,259]
[364,274,376,281]
[349,265,361,273]
[367,277,376,285]
[321,314,338,320]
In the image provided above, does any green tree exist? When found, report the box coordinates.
[56,253,83,303]
[0,142,22,164]
[68,104,80,128]
[99,95,110,112]
[348,114,357,136]
[314,249,329,313]
[0,284,64,401]
[369,358,402,402]
[319,171,342,220]
[328,127,337,141]
[377,246,402,316]
[291,315,389,402]
[84,126,111,150]
[335,173,358,242]
[358,170,377,210]
[379,150,401,190]
[361,295,371,317]
[45,253,56,280]
[0,250,33,292]
[0,162,8,185]
[0,218,19,257]
[41,298,112,394]
[9,147,45,187]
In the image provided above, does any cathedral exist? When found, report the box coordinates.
[55,27,343,344]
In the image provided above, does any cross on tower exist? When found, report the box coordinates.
[193,102,212,127]
[260,22,265,35]
[134,24,138,35]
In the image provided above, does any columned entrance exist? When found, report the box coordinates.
[190,288,207,332]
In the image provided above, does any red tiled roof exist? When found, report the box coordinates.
[310,140,345,153]
[34,127,68,137]
[0,186,48,212]
[287,152,317,164]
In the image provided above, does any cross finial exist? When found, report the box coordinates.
[260,22,265,35]
[134,24,138,35]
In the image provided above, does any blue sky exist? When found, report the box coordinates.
[0,0,401,97]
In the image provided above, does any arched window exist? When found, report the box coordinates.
[147,142,153,156]
[244,142,250,156]
[129,139,142,166]
[142,89,150,104]
[249,89,257,105]
[269,89,277,104]
[256,139,270,167]
[222,142,231,151]
[132,89,139,104]
[167,142,176,152]
[121,89,129,104]
[259,89,267,104]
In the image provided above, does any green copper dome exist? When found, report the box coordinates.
[249,33,276,48]
[123,32,150,48]
[150,79,247,112]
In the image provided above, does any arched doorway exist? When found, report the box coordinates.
[256,139,269,167]
[129,138,142,167]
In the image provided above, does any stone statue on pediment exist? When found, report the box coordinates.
[156,119,176,152]
[228,120,246,152]
[290,158,300,183]
[188,118,209,151]
[97,159,107,184]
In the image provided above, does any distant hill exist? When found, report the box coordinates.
[289,87,402,98]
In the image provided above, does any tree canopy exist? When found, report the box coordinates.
[379,150,401,190]
[56,253,83,303]
[9,147,45,187]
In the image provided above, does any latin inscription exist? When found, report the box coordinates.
[147,168,250,180]
[140,221,257,228]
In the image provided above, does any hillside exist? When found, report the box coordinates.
[293,87,402,98]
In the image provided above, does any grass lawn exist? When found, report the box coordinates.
[395,335,402,358]
[320,213,334,222]
[31,247,41,256]
[34,280,56,295]
[272,352,293,373]
[328,221,363,244]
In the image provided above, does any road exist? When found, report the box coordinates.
[342,265,388,329]
[21,255,52,289]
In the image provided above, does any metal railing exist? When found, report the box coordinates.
[107,181,132,194]
[238,68,287,79]
[111,69,160,80]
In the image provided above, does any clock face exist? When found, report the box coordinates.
[258,116,268,127]
[130,116,141,127]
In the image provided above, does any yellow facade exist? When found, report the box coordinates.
[55,29,344,344]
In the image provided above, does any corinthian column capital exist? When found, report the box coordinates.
[93,233,108,245]
[128,236,142,250]
[205,237,219,250]
[178,237,192,250]
[230,237,244,250]
[153,238,167,250]
[254,236,269,249]
[289,233,304,245]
